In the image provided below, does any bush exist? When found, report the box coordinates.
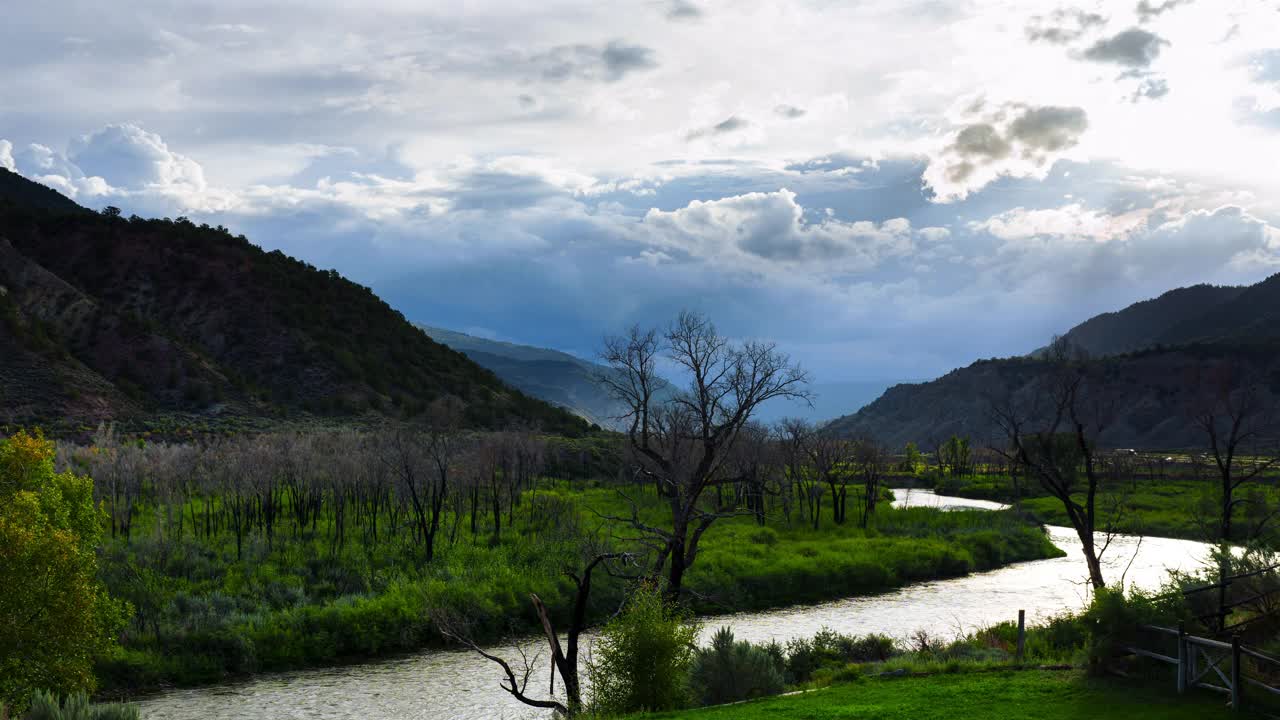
[22,690,138,720]
[784,628,897,683]
[588,585,697,714]
[1080,587,1170,674]
[690,627,785,706]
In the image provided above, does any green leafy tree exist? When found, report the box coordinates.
[0,430,127,713]
[588,584,697,714]
[900,442,923,474]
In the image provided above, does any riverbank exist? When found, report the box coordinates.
[915,473,1279,543]
[97,486,1061,694]
[636,669,1250,719]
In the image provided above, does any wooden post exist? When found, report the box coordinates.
[1231,635,1242,712]
[1177,622,1187,694]
[1016,609,1026,664]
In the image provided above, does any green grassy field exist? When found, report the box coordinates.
[636,670,1252,720]
[930,472,1280,543]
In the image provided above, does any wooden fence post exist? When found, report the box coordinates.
[1231,635,1242,712]
[1016,609,1026,664]
[1176,621,1187,694]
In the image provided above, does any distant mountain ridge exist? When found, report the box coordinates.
[830,275,1280,449]
[1042,283,1246,357]
[0,167,586,434]
[417,325,662,429]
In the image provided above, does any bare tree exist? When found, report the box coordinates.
[990,341,1114,590]
[1187,361,1279,543]
[600,312,810,599]
[807,430,851,525]
[776,419,815,527]
[852,437,886,528]
[439,550,631,717]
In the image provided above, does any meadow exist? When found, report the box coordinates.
[74,431,1061,692]
[928,469,1280,543]
[635,670,1252,720]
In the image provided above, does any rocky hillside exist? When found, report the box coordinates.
[0,168,587,434]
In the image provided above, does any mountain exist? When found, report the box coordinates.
[418,325,666,429]
[1043,284,1246,357]
[830,275,1280,450]
[0,168,587,435]
[752,380,911,426]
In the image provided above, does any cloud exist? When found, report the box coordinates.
[68,123,206,191]
[1026,9,1107,44]
[1082,28,1168,67]
[531,41,657,83]
[974,203,1147,242]
[638,189,917,273]
[1131,74,1170,101]
[924,105,1088,201]
[1249,49,1280,85]
[686,115,750,140]
[666,0,703,20]
[774,104,806,119]
[1136,0,1196,23]
[0,140,13,171]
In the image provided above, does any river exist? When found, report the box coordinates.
[133,490,1215,720]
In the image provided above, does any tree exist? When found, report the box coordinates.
[1187,362,1278,543]
[989,347,1114,591]
[601,312,810,599]
[940,435,972,477]
[588,583,698,715]
[0,430,127,713]
[899,442,923,474]
[852,438,886,528]
[806,431,851,525]
[439,549,630,717]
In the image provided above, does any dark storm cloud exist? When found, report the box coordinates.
[1025,8,1107,45]
[1082,28,1169,67]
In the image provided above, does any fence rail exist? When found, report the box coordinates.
[1122,622,1280,712]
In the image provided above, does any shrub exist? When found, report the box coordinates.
[588,585,697,714]
[22,690,139,720]
[690,627,785,706]
[784,628,898,683]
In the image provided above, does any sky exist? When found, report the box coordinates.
[3,0,1280,387]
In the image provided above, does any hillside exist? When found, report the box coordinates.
[829,344,1280,449]
[1044,283,1245,357]
[419,324,674,429]
[831,274,1280,449]
[0,169,587,434]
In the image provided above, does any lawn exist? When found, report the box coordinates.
[637,670,1252,720]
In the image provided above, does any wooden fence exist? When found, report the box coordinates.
[1123,622,1280,712]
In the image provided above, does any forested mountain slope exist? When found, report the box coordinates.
[0,168,586,434]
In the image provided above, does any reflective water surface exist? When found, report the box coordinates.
[135,490,1213,719]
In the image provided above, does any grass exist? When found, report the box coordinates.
[928,471,1280,543]
[636,669,1253,719]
